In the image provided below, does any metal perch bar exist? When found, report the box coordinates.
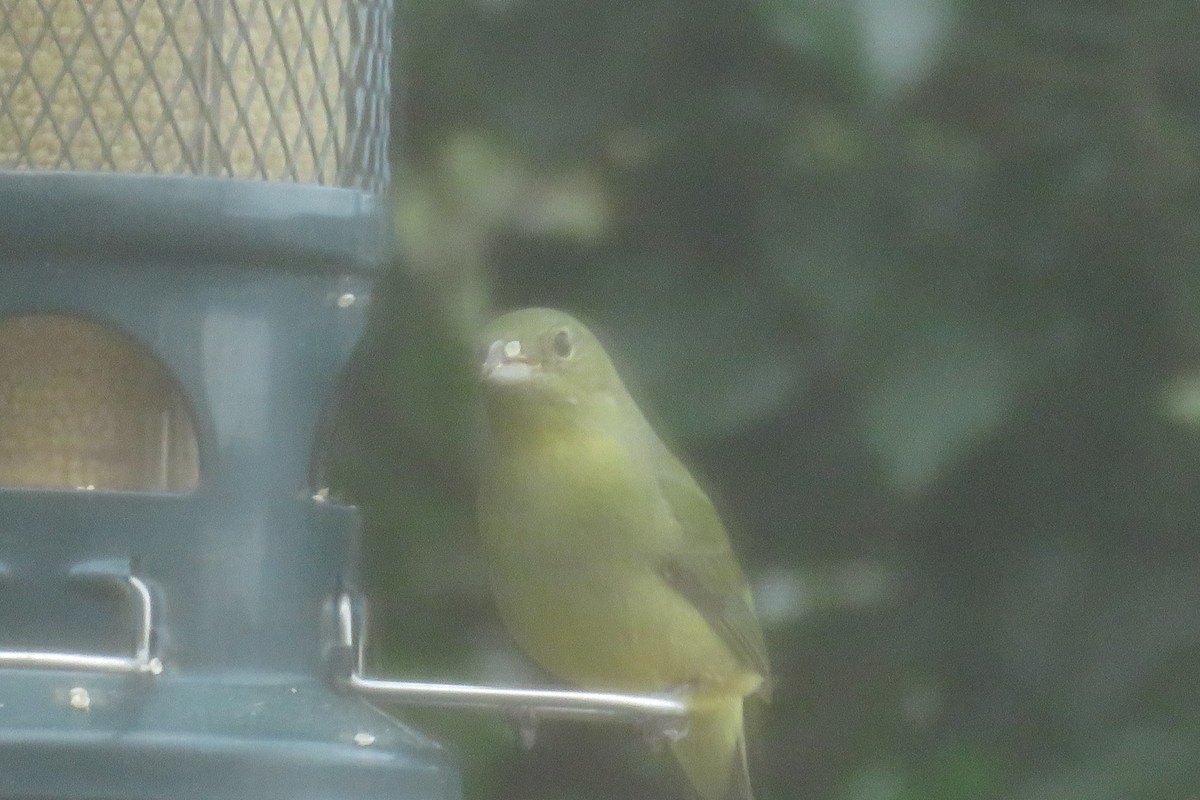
[335,592,690,725]
[0,572,162,675]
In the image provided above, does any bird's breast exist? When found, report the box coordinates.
[479,425,668,558]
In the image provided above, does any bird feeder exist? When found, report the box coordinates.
[0,3,691,797]
[0,1,457,797]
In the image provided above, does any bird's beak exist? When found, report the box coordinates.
[481,338,535,385]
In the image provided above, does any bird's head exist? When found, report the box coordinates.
[478,308,626,416]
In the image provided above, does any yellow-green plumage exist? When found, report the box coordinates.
[476,308,769,800]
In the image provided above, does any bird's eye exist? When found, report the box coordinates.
[551,328,573,359]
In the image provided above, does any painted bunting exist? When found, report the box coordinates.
[476,307,770,800]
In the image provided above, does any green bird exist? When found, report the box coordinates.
[476,307,770,800]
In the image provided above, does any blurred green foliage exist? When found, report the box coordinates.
[330,1,1200,798]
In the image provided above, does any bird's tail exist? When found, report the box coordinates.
[670,697,753,800]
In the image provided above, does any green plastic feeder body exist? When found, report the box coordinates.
[0,171,459,798]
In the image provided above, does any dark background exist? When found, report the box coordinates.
[330,2,1200,798]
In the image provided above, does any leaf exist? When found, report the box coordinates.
[858,321,1017,493]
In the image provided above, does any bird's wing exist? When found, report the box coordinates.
[653,450,771,685]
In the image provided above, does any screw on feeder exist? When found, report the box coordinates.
[67,687,90,711]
